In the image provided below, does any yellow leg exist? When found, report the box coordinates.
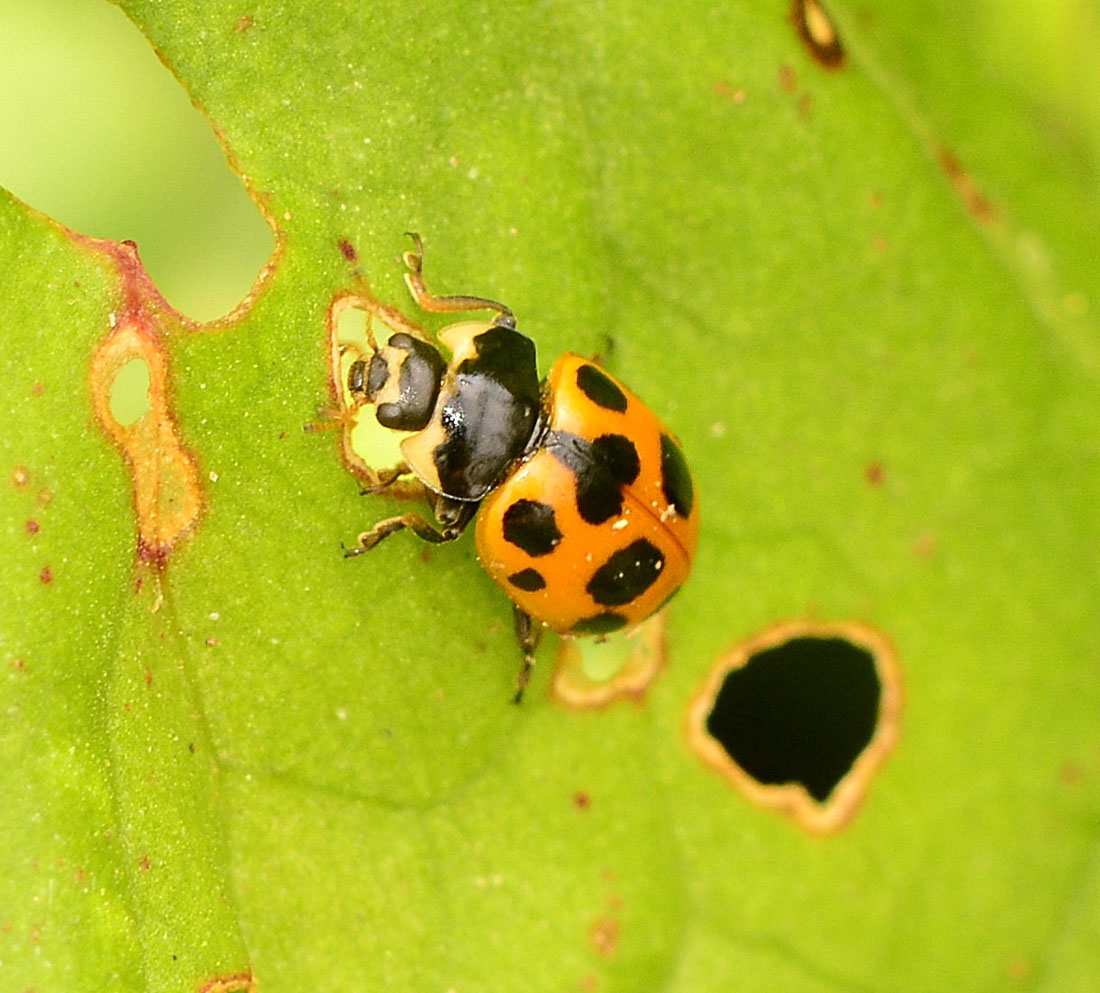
[402,232,514,321]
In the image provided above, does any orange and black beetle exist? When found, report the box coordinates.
[344,235,699,701]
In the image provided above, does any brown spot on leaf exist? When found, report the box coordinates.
[790,0,846,69]
[714,79,746,103]
[87,239,202,566]
[864,460,885,486]
[138,854,151,872]
[1059,763,1084,785]
[588,916,620,959]
[779,63,797,93]
[235,14,254,33]
[36,488,52,506]
[573,791,591,810]
[12,465,29,488]
[338,238,358,263]
[11,657,26,673]
[39,566,53,585]
[913,530,937,559]
[936,147,996,225]
[26,519,40,535]
[199,968,259,993]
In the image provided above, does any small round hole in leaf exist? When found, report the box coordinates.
[688,620,901,833]
[326,295,416,487]
[108,356,151,426]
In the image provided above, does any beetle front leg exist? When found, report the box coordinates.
[402,232,515,324]
[358,461,413,494]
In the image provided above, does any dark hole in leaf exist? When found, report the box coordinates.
[704,636,879,802]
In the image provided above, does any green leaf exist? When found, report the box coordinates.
[2,1,1097,991]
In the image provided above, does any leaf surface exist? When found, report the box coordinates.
[2,1,1097,990]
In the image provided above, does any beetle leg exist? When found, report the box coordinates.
[511,606,542,705]
[359,295,433,343]
[345,496,478,556]
[302,406,349,433]
[358,461,412,494]
[345,513,458,556]
[402,232,515,325]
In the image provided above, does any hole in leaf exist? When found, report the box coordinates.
[333,302,411,472]
[336,303,369,342]
[108,357,151,427]
[688,620,901,833]
[0,0,273,320]
[705,636,878,802]
[550,613,665,709]
[88,252,203,566]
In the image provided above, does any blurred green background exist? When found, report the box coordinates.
[0,0,273,321]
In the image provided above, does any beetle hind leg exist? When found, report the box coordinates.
[511,606,543,704]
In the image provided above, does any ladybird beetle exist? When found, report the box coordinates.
[343,235,699,702]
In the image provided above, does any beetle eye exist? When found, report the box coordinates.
[366,352,392,398]
[347,358,368,396]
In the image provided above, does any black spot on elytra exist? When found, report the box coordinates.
[576,364,627,413]
[507,567,546,592]
[548,432,640,525]
[571,612,629,635]
[502,499,562,557]
[586,538,665,607]
[659,433,694,517]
